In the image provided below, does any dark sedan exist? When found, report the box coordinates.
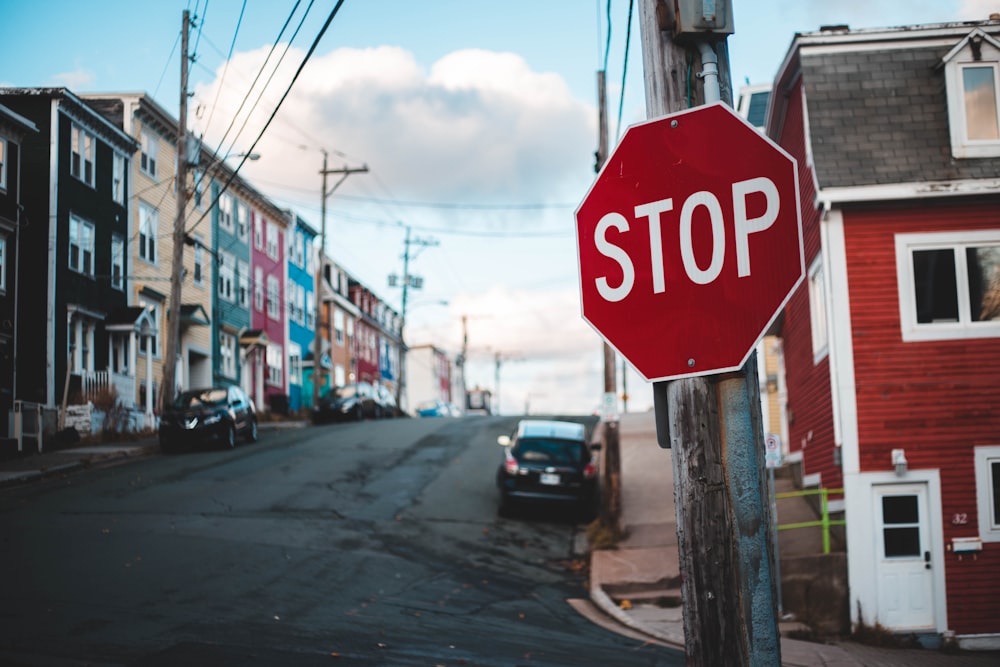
[496,419,600,518]
[159,385,258,452]
[312,382,380,423]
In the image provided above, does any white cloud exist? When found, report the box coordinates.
[190,43,605,414]
[53,68,94,89]
[192,44,594,206]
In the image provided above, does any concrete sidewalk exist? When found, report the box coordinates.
[588,410,1000,666]
[0,420,307,488]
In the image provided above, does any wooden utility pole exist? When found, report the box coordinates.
[595,70,618,408]
[311,152,367,410]
[638,1,780,664]
[161,9,190,413]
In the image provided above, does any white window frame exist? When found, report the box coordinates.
[112,153,126,205]
[138,299,161,359]
[895,230,1000,342]
[139,128,158,178]
[0,233,6,292]
[288,342,301,385]
[218,194,234,234]
[70,123,95,187]
[334,308,345,346]
[306,291,316,330]
[236,201,249,241]
[266,221,279,260]
[111,233,125,291]
[192,232,204,286]
[267,274,280,320]
[218,251,235,303]
[974,445,1000,543]
[68,213,95,277]
[808,256,829,364]
[253,215,263,250]
[138,201,157,265]
[266,342,283,386]
[943,31,1000,159]
[254,266,264,312]
[193,169,206,210]
[237,260,250,308]
[0,136,6,191]
[219,331,237,378]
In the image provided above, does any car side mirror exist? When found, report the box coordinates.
[497,435,511,447]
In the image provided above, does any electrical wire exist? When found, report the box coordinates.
[615,0,634,140]
[187,0,354,237]
[199,0,246,140]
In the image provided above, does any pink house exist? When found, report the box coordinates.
[249,207,288,412]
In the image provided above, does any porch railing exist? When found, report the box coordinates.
[79,371,137,409]
[775,487,846,555]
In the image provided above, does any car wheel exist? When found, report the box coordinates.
[354,405,364,421]
[246,418,258,443]
[224,423,236,449]
[159,432,174,454]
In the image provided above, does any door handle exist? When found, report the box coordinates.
[924,551,931,569]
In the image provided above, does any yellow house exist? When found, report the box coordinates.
[84,93,214,421]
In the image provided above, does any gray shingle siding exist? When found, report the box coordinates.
[803,45,1000,189]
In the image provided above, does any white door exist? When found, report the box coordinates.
[874,483,935,630]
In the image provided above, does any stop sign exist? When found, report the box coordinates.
[576,102,804,382]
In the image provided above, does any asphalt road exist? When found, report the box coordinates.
[0,415,683,666]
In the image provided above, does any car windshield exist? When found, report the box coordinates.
[173,389,227,409]
[513,438,586,465]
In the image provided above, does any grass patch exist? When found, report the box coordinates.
[586,518,627,550]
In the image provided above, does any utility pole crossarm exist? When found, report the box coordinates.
[312,154,368,410]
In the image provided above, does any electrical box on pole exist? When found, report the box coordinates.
[669,0,734,37]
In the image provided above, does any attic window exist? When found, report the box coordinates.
[943,29,1000,158]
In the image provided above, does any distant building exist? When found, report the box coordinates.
[406,344,452,414]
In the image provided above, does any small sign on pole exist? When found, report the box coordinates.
[765,433,782,469]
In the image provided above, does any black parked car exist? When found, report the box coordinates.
[312,382,380,423]
[496,419,600,517]
[159,385,258,453]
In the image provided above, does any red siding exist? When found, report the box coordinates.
[777,81,840,488]
[843,201,1000,635]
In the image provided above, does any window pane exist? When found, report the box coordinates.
[912,249,958,323]
[991,460,1000,528]
[883,527,921,558]
[963,66,1000,141]
[967,246,1000,321]
[882,495,919,524]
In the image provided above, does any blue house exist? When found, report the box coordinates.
[285,212,317,413]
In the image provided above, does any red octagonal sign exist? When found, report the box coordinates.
[576,102,804,382]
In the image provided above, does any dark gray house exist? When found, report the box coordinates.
[0,88,138,429]
[0,103,39,445]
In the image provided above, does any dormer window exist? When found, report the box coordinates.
[943,29,1000,158]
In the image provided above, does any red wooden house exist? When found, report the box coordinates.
[768,19,1000,649]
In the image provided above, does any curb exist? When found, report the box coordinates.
[588,555,686,648]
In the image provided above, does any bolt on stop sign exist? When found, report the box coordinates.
[576,102,804,382]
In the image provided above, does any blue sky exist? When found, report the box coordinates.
[4,0,990,414]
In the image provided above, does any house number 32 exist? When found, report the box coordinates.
[952,513,968,525]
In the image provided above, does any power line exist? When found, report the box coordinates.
[616,0,635,140]
[186,0,347,237]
